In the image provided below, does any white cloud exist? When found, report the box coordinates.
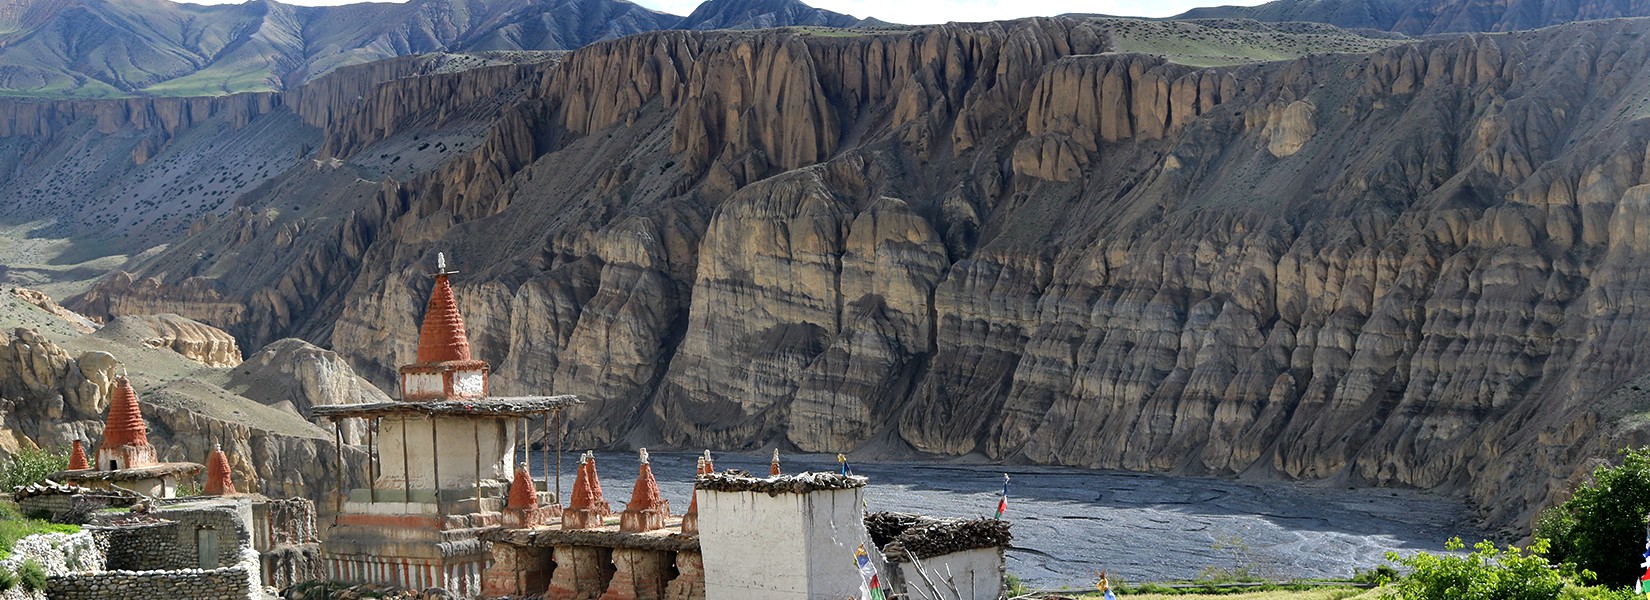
[183,0,1272,21]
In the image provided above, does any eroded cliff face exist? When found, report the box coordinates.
[55,18,1650,529]
[0,320,368,504]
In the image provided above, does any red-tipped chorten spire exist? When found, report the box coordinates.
[769,448,781,476]
[97,375,158,471]
[205,444,236,496]
[67,439,89,471]
[563,452,613,529]
[416,253,473,364]
[621,449,670,532]
[101,376,151,451]
[682,450,713,535]
[507,463,538,510]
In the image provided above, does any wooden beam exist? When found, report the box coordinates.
[401,414,411,502]
[333,421,344,519]
[552,410,562,506]
[473,419,482,506]
[368,418,377,503]
[431,417,442,518]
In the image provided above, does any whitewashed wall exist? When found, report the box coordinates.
[374,415,515,490]
[698,486,887,600]
[895,547,1004,600]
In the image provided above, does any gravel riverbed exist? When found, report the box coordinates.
[531,451,1477,589]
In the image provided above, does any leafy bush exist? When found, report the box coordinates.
[0,447,68,491]
[1353,564,1399,586]
[1535,446,1650,586]
[1385,537,1631,600]
[17,558,45,592]
[0,565,15,592]
[1005,572,1028,596]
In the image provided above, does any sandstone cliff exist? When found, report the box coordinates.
[36,17,1650,532]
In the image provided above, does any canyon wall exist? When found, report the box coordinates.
[36,18,1650,530]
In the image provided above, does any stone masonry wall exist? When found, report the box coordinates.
[93,503,252,571]
[0,531,104,600]
[46,551,262,600]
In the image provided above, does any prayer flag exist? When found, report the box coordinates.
[1637,521,1650,595]
[855,544,885,600]
[995,474,1010,520]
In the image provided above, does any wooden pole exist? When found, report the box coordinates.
[552,411,562,506]
[401,414,411,502]
[368,418,377,503]
[333,420,344,519]
[431,416,442,518]
[473,419,482,506]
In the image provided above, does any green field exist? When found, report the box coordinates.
[1099,18,1404,67]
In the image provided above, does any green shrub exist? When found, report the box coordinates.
[1535,446,1650,586]
[0,565,15,592]
[0,447,68,491]
[1386,537,1629,600]
[1354,564,1399,586]
[1004,572,1028,596]
[17,557,45,592]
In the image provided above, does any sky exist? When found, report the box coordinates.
[179,0,1273,23]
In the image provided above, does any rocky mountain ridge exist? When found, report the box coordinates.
[0,0,879,99]
[6,14,1650,534]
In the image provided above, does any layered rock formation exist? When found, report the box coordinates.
[227,338,392,444]
[95,314,244,368]
[0,0,883,99]
[0,307,367,504]
[28,16,1650,533]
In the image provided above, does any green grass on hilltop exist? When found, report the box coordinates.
[1099,18,1403,67]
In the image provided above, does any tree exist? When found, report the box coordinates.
[1535,446,1650,587]
[1386,538,1630,600]
[0,447,68,492]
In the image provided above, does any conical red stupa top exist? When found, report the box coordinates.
[687,451,712,516]
[204,444,236,496]
[769,448,781,476]
[416,273,473,364]
[568,452,608,510]
[507,463,538,510]
[586,453,606,503]
[100,376,150,450]
[626,449,664,513]
[67,440,89,471]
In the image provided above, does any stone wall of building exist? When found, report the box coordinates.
[93,502,253,571]
[46,551,263,600]
[260,545,322,590]
[697,478,883,600]
[13,486,138,523]
[253,497,322,589]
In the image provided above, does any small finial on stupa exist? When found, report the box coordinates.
[639,448,650,465]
